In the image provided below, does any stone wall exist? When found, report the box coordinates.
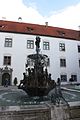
[69,106,80,120]
[0,105,51,120]
[0,102,80,120]
[51,105,69,120]
[50,102,80,120]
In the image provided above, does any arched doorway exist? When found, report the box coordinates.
[2,73,11,86]
[0,66,13,86]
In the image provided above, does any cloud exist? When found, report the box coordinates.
[47,3,80,30]
[0,0,80,30]
[0,0,45,24]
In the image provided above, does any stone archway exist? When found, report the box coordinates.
[0,66,13,86]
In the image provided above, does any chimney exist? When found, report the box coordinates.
[18,17,22,22]
[45,22,48,27]
[2,17,6,20]
[78,25,80,39]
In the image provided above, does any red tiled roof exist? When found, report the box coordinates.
[0,20,79,40]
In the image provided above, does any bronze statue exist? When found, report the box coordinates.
[18,37,56,96]
[35,36,41,48]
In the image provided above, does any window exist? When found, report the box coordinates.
[60,75,67,82]
[43,42,50,50]
[71,75,77,82]
[27,27,34,32]
[57,31,65,37]
[0,25,4,28]
[78,45,80,52]
[4,38,12,47]
[59,43,65,51]
[27,40,34,49]
[60,58,66,67]
[3,56,11,65]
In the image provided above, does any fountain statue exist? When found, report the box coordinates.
[0,36,70,120]
[18,36,56,97]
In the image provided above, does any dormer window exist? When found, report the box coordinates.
[27,27,34,32]
[57,31,65,37]
[0,25,4,28]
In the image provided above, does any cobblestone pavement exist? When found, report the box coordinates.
[0,85,17,90]
[62,84,80,102]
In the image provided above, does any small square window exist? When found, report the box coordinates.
[4,38,12,47]
[59,43,65,51]
[3,56,11,65]
[71,75,77,82]
[27,40,34,49]
[60,58,66,67]
[60,75,67,82]
[43,42,50,50]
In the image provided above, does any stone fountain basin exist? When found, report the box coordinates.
[0,85,80,106]
[0,85,80,120]
[0,86,50,106]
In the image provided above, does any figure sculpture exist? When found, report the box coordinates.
[18,36,56,96]
[35,36,40,48]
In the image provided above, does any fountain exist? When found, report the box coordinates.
[17,36,72,120]
[18,36,56,97]
[0,36,80,120]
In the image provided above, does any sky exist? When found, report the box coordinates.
[0,0,80,30]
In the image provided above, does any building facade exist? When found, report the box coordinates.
[0,20,80,85]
